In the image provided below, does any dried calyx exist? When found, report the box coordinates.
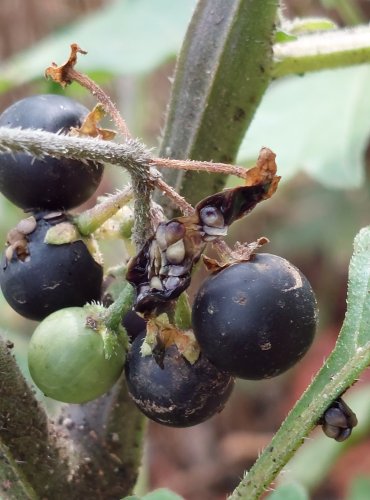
[126,148,280,316]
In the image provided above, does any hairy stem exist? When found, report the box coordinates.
[75,186,134,235]
[229,225,370,499]
[58,378,146,500]
[105,284,134,332]
[273,25,370,78]
[159,0,278,211]
[0,126,153,181]
[0,338,72,498]
[68,67,131,139]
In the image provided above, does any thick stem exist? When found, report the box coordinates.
[159,0,278,211]
[59,377,146,500]
[0,338,72,498]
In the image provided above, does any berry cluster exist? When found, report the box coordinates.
[0,95,104,321]
[124,252,318,427]
[0,95,116,402]
[124,179,318,426]
[0,94,322,431]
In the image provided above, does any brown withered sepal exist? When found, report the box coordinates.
[126,147,279,316]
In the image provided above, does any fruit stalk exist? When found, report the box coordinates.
[229,225,370,499]
[105,283,135,332]
[75,186,134,236]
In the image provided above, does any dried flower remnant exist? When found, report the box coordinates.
[127,148,279,315]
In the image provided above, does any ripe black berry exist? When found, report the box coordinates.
[125,334,234,427]
[0,94,104,211]
[192,253,318,380]
[122,310,146,341]
[0,212,103,321]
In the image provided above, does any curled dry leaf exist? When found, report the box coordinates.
[203,237,270,273]
[45,43,87,87]
[70,104,116,141]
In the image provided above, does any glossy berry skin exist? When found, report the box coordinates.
[192,253,318,380]
[121,310,146,341]
[0,94,104,210]
[125,334,234,427]
[0,213,103,321]
[28,307,126,403]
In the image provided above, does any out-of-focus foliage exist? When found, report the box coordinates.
[347,477,370,500]
[237,65,370,189]
[0,0,197,89]
[267,482,309,500]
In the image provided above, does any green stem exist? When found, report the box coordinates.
[105,284,135,332]
[75,186,133,236]
[229,225,370,499]
[159,0,278,210]
[273,25,370,78]
[229,346,370,499]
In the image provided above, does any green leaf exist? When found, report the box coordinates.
[347,477,370,500]
[274,30,297,43]
[0,0,196,88]
[237,65,370,188]
[267,482,309,500]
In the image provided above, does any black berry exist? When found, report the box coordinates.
[0,212,103,321]
[122,310,146,341]
[125,334,234,427]
[192,253,318,380]
[0,94,104,211]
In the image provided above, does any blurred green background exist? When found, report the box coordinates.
[1,1,370,499]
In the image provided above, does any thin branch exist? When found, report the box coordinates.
[154,177,194,216]
[153,156,248,179]
[69,68,131,138]
[0,126,254,217]
[45,44,131,139]
[0,126,152,179]
[273,25,370,78]
[75,186,134,236]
